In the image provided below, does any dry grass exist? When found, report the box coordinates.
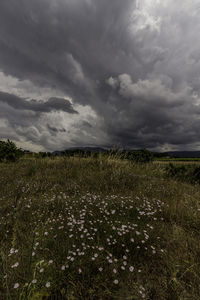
[0,156,200,299]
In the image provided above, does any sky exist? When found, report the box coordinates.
[1,0,200,152]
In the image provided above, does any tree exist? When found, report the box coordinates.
[0,140,23,162]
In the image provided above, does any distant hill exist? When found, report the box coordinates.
[164,151,200,158]
[67,147,108,152]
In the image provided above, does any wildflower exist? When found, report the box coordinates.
[39,268,44,273]
[14,283,19,289]
[99,267,103,272]
[61,265,65,270]
[113,279,119,284]
[11,262,19,268]
[32,279,37,284]
[129,266,134,272]
[46,282,50,288]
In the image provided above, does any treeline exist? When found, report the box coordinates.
[0,140,169,163]
[51,148,161,163]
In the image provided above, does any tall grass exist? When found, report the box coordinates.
[0,156,200,299]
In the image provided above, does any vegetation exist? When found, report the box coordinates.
[52,148,154,164]
[0,140,23,162]
[165,163,200,184]
[0,155,200,299]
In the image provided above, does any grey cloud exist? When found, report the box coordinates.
[47,124,66,133]
[0,91,78,114]
[104,73,200,149]
[1,0,200,150]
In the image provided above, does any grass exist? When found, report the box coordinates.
[0,156,200,299]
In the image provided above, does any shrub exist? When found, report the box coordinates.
[0,140,23,162]
[127,149,154,163]
[165,163,200,185]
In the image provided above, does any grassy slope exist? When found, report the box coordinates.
[0,157,200,300]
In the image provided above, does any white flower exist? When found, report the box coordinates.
[14,283,19,289]
[32,252,35,256]
[11,262,19,268]
[46,282,50,288]
[78,268,82,274]
[61,265,65,270]
[39,268,44,273]
[113,268,117,273]
[49,260,53,264]
[98,267,103,272]
[113,279,119,284]
[129,266,134,272]
[32,279,37,284]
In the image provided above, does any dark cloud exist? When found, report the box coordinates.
[1,0,200,150]
[0,91,78,114]
[47,124,66,133]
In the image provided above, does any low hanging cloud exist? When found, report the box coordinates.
[1,0,200,150]
[0,91,78,114]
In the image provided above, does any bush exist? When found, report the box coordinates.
[165,163,200,185]
[127,149,154,163]
[0,140,23,162]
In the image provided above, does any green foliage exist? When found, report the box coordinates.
[126,149,154,163]
[0,139,23,162]
[165,163,200,184]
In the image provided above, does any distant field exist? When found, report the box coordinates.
[0,157,200,299]
[155,157,200,161]
[154,159,200,165]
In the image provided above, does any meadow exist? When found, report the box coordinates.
[0,156,200,299]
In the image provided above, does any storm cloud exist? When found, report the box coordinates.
[1,0,200,151]
[0,92,78,114]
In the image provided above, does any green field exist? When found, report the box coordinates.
[0,157,200,299]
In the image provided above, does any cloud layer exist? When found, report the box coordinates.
[0,0,200,151]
